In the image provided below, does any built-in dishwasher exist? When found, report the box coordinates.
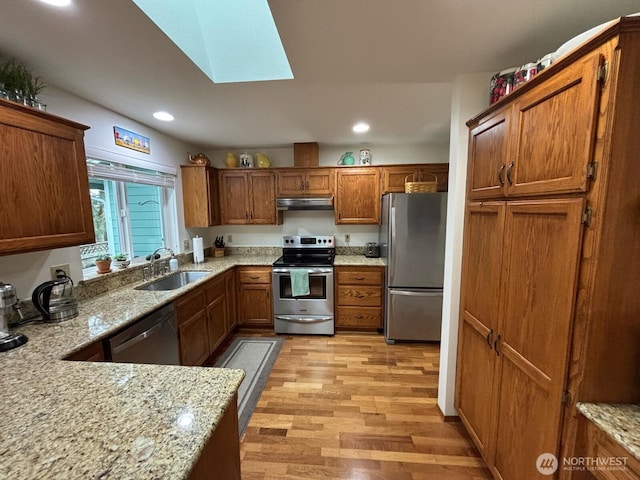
[107,303,180,365]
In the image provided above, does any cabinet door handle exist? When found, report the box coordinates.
[506,161,514,186]
[494,334,501,356]
[245,212,249,220]
[497,164,505,186]
[486,328,493,349]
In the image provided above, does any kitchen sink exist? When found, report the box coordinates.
[135,271,209,291]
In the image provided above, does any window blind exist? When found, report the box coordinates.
[86,159,175,188]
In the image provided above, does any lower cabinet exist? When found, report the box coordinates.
[175,270,238,366]
[64,341,106,362]
[175,286,209,366]
[188,393,241,480]
[335,266,384,330]
[205,275,228,353]
[237,267,273,327]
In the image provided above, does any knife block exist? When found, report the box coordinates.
[214,248,225,257]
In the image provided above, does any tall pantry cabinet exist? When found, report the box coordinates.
[455,17,640,480]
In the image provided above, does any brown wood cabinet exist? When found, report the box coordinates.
[335,266,384,330]
[335,168,381,224]
[293,142,319,167]
[578,416,640,480]
[205,275,228,353]
[380,164,449,193]
[467,51,602,201]
[237,267,273,327]
[276,168,334,196]
[225,269,238,332]
[188,394,241,480]
[456,17,640,480]
[219,170,282,225]
[0,98,94,255]
[175,287,209,366]
[175,272,237,366]
[64,341,105,362]
[181,165,220,227]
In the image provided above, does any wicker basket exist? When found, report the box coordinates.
[404,173,438,193]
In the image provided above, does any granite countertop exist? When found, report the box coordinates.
[0,360,244,479]
[577,402,640,461]
[334,255,386,266]
[1,253,383,479]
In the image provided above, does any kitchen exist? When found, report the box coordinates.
[2,1,640,479]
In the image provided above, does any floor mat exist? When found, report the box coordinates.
[214,337,284,436]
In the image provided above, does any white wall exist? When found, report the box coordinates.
[437,73,493,416]
[0,86,199,296]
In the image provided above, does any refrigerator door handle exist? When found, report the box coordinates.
[389,289,443,296]
[390,205,397,285]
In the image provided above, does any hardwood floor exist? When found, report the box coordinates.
[235,332,492,479]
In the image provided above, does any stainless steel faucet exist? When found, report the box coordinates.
[149,247,175,277]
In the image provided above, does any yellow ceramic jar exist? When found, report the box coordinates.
[225,152,238,168]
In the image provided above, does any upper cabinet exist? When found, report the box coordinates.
[0,99,94,255]
[276,168,334,196]
[335,168,381,224]
[467,50,603,200]
[219,170,282,225]
[181,165,220,227]
[381,164,449,193]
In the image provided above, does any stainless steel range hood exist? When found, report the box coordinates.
[276,197,334,211]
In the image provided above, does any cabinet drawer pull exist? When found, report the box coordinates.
[355,315,364,319]
[506,161,514,186]
[355,294,365,298]
[250,276,260,280]
[354,276,365,280]
[497,164,505,186]
[486,328,493,349]
[494,334,501,356]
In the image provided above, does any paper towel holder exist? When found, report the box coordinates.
[192,236,205,265]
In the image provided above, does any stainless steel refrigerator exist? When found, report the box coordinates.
[379,192,447,343]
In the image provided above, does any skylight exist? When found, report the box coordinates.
[131,0,293,84]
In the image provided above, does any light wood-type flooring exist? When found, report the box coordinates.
[234,332,491,480]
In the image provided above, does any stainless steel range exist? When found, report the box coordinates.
[272,235,335,335]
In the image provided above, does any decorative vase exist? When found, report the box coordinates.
[225,152,238,168]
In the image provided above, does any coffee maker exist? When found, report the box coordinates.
[0,283,28,352]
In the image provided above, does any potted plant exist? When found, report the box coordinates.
[0,58,46,107]
[113,253,130,269]
[95,255,112,274]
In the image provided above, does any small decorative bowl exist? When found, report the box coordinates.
[113,260,130,269]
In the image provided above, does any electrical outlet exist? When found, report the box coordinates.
[50,263,70,280]
[183,239,190,250]
[227,234,232,243]
[345,234,350,243]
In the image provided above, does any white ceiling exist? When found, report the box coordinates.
[0,0,638,149]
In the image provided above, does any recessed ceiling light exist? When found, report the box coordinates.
[39,0,72,6]
[353,122,370,133]
[153,111,174,121]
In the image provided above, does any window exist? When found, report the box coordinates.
[81,158,178,271]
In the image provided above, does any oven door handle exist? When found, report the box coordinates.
[274,315,333,323]
[272,268,333,274]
